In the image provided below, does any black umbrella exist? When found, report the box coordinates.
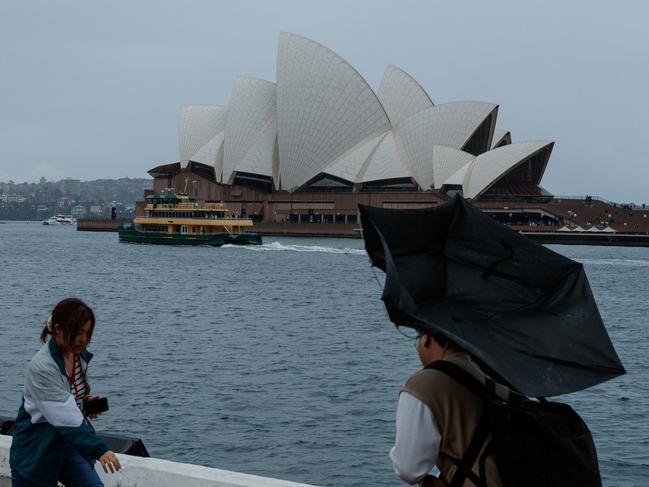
[359,195,625,397]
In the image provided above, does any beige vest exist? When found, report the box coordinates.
[403,353,505,487]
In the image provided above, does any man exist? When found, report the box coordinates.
[390,328,505,487]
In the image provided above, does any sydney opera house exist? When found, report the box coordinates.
[145,32,557,234]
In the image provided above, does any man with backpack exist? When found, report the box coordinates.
[358,202,613,487]
[390,327,506,487]
[390,325,604,487]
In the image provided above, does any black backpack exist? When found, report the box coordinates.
[426,360,602,487]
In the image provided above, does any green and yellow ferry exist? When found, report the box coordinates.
[118,193,262,246]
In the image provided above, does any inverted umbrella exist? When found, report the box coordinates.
[360,195,625,397]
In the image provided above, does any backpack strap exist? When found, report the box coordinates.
[426,360,493,401]
[448,414,490,487]
[426,360,495,487]
[478,439,496,483]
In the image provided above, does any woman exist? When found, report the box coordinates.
[10,298,121,486]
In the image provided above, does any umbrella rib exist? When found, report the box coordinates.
[523,353,626,374]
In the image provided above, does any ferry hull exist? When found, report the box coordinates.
[118,227,262,246]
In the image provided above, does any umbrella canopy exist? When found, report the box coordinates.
[360,195,625,397]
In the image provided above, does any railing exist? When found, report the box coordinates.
[552,195,649,210]
[139,215,252,222]
[552,195,616,205]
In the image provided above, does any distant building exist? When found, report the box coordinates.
[89,205,104,216]
[71,205,86,218]
[3,194,26,203]
[59,178,81,198]
[57,196,73,208]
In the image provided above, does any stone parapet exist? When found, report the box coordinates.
[0,435,317,487]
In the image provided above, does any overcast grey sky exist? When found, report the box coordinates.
[1,0,647,202]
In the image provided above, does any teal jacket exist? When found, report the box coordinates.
[10,339,109,487]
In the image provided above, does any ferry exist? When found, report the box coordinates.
[42,215,76,225]
[118,193,262,246]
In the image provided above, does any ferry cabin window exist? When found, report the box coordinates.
[143,224,167,232]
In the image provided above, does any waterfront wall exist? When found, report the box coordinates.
[0,435,317,487]
[253,222,359,238]
[77,218,128,232]
[519,231,649,247]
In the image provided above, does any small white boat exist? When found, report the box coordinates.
[42,215,77,225]
[42,216,59,225]
[55,215,76,225]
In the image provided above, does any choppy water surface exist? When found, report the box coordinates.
[0,222,647,486]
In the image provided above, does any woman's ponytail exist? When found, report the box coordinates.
[40,315,53,343]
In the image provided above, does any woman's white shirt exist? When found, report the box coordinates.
[389,391,441,485]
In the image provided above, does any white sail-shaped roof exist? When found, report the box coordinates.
[442,160,473,188]
[491,129,511,149]
[174,33,555,200]
[323,134,384,183]
[222,77,277,184]
[463,141,554,198]
[191,132,225,174]
[276,32,391,191]
[360,131,413,183]
[179,105,228,168]
[397,102,498,153]
[234,118,278,182]
[395,107,480,190]
[377,65,434,127]
[431,146,475,189]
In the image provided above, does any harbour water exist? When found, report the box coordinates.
[0,222,647,486]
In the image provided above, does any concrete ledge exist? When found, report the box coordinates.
[519,230,649,247]
[0,435,317,487]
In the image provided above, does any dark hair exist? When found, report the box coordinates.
[41,298,96,348]
[417,326,454,349]
[432,332,451,348]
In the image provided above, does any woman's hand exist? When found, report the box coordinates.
[99,450,122,473]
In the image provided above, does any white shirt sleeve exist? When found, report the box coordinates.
[389,391,441,485]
